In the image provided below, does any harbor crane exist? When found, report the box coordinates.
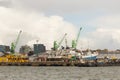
[65,37,70,49]
[65,37,68,48]
[72,27,82,49]
[53,33,67,50]
[10,30,22,54]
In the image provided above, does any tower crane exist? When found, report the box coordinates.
[72,27,82,49]
[53,33,67,50]
[10,30,22,54]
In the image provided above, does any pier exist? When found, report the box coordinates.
[0,58,120,67]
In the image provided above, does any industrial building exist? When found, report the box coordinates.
[34,44,46,54]
[19,45,32,54]
[0,45,10,53]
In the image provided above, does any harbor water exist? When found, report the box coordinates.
[0,66,120,80]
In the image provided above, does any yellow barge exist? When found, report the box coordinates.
[0,54,29,63]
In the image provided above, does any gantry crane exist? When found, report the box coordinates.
[10,30,22,54]
[72,27,82,49]
[53,33,67,50]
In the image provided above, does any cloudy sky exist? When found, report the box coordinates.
[0,0,120,51]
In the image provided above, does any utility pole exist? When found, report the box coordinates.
[36,40,39,57]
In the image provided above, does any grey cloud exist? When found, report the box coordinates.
[0,0,12,7]
[9,0,120,14]
[0,7,78,51]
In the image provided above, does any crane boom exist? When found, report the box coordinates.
[10,30,22,53]
[58,33,67,48]
[14,30,22,49]
[53,33,67,50]
[76,27,82,47]
[72,27,82,49]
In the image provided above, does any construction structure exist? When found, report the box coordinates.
[0,30,29,63]
[1,28,120,67]
[72,27,82,49]
[53,33,67,50]
[10,30,22,54]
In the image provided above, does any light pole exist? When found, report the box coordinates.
[36,40,39,57]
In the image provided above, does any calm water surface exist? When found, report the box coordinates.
[0,66,120,80]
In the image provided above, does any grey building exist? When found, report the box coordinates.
[34,44,46,54]
[19,45,32,54]
[0,45,10,53]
